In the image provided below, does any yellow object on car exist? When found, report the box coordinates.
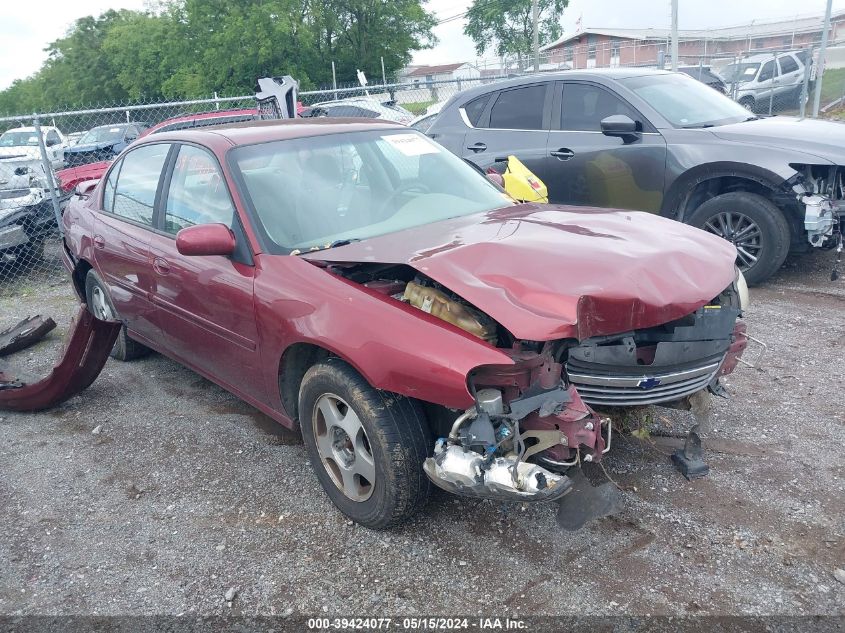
[495,155,548,204]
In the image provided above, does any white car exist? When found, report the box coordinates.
[721,51,811,112]
[307,98,415,125]
[409,101,445,133]
[0,126,67,170]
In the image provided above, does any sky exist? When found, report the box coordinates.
[2,0,845,89]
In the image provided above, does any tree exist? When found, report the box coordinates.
[307,0,437,85]
[0,0,437,114]
[464,0,567,67]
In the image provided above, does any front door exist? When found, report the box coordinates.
[540,81,667,212]
[147,143,263,402]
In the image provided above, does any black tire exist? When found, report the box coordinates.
[739,96,756,112]
[298,358,431,528]
[84,270,150,361]
[686,192,791,286]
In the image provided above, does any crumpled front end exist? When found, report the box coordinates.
[565,271,749,407]
[423,344,610,503]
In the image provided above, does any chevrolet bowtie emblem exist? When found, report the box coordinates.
[637,377,662,390]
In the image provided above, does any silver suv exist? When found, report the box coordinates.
[721,51,812,112]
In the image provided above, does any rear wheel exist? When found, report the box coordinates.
[299,358,431,528]
[686,191,791,286]
[84,270,150,361]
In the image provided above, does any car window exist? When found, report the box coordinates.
[102,160,121,213]
[164,145,234,235]
[232,129,508,251]
[758,60,775,82]
[779,55,799,74]
[326,105,380,118]
[487,85,546,130]
[411,113,437,133]
[462,95,489,126]
[490,84,546,130]
[562,83,640,131]
[111,144,171,225]
[619,73,750,128]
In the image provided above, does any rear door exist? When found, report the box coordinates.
[461,81,553,180]
[93,143,173,341]
[146,143,263,401]
[540,81,666,212]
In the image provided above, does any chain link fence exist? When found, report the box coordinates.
[3,10,845,316]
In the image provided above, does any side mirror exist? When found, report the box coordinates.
[600,115,640,141]
[75,180,98,197]
[46,138,59,147]
[176,223,236,257]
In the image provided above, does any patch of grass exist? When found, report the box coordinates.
[820,67,845,105]
[401,100,435,116]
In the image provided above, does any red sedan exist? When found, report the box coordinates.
[61,119,746,527]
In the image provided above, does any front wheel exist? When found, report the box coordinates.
[686,192,791,286]
[299,358,431,528]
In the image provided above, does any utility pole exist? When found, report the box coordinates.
[532,0,540,72]
[670,0,679,71]
[813,0,833,117]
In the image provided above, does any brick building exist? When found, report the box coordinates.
[541,10,845,69]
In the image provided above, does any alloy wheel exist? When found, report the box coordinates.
[703,211,763,271]
[90,286,114,321]
[312,393,375,502]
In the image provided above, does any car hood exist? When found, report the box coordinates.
[56,161,111,191]
[67,141,118,152]
[710,117,845,164]
[302,204,737,341]
[0,146,41,161]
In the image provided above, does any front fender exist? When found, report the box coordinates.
[662,159,798,220]
[254,256,514,411]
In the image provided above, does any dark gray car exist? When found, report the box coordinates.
[427,69,844,285]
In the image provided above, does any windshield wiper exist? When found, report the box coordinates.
[682,123,715,129]
[743,115,760,122]
[294,238,361,255]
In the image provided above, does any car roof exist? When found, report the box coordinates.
[143,118,405,149]
[143,108,258,135]
[736,52,793,63]
[443,68,677,104]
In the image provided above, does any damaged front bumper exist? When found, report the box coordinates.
[423,352,611,503]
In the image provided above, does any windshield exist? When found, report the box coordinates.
[619,73,752,128]
[720,63,760,83]
[0,131,39,147]
[231,129,510,251]
[78,126,125,145]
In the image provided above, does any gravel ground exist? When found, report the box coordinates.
[0,250,843,618]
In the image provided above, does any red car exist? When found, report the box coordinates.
[61,119,747,527]
[56,108,259,193]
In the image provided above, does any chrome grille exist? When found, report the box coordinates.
[567,358,724,406]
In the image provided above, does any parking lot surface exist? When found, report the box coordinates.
[0,251,843,616]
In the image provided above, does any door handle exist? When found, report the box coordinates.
[152,257,171,275]
[550,148,575,161]
[93,235,105,249]
[466,142,487,153]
